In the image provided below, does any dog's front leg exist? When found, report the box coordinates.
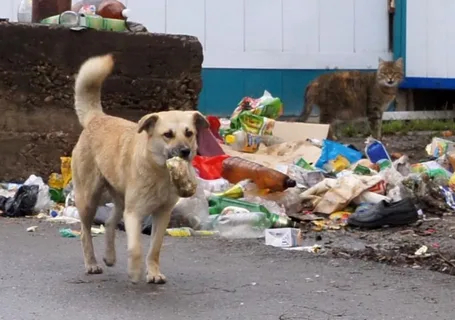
[124,211,144,284]
[146,209,172,284]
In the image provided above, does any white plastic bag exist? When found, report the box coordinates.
[24,174,52,213]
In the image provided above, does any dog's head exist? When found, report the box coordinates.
[137,110,209,166]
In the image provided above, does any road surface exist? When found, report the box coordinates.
[1,218,454,320]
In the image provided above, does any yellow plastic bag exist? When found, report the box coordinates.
[48,173,64,189]
[60,157,72,187]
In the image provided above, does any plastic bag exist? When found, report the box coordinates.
[0,185,39,217]
[232,90,283,120]
[197,177,231,193]
[60,157,72,188]
[143,183,210,234]
[315,139,363,171]
[192,155,230,180]
[24,175,52,212]
[171,183,210,230]
[228,90,283,136]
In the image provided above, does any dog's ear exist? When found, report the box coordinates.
[138,113,159,134]
[192,111,209,131]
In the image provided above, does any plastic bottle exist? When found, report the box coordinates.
[225,131,261,153]
[208,195,270,215]
[213,211,272,239]
[208,195,297,228]
[17,0,33,22]
[72,0,130,19]
[62,206,80,219]
[221,157,296,192]
[365,137,391,164]
[213,179,251,199]
[196,177,230,193]
[260,135,285,147]
[72,0,102,13]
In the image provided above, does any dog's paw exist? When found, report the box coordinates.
[103,256,116,267]
[146,272,167,284]
[85,264,103,275]
[128,267,143,284]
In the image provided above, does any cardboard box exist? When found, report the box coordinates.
[265,228,301,248]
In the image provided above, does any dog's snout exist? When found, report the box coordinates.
[179,148,191,159]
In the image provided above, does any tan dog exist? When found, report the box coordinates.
[71,54,208,284]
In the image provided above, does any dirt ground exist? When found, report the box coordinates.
[303,133,455,277]
[343,133,444,163]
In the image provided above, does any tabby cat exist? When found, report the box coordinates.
[298,57,404,139]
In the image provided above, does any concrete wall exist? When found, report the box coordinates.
[2,0,394,115]
[0,22,203,182]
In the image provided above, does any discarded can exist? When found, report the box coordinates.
[353,164,371,175]
[377,159,392,171]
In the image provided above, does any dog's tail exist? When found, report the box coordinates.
[74,54,114,128]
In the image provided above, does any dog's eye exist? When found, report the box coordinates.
[185,129,194,138]
[163,131,174,139]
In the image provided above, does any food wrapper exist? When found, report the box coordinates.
[166,157,197,198]
[228,90,283,136]
[426,137,455,158]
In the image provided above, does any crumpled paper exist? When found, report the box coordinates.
[300,175,383,214]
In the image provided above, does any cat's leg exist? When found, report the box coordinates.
[367,113,383,140]
[320,111,337,140]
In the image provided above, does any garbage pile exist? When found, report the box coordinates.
[2,90,455,250]
[17,0,146,32]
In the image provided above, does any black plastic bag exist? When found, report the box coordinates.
[0,185,39,217]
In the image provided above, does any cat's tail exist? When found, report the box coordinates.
[298,83,314,122]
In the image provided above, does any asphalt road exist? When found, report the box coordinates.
[1,218,455,320]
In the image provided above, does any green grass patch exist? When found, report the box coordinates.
[382,120,455,135]
[338,119,455,137]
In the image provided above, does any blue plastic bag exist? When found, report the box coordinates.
[315,139,363,170]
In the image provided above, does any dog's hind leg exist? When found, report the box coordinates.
[103,190,124,267]
[74,173,105,275]
[146,206,173,284]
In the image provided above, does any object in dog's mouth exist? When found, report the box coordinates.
[166,157,197,198]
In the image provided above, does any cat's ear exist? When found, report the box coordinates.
[378,57,385,65]
[395,57,404,70]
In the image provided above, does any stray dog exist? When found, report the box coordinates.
[71,54,208,284]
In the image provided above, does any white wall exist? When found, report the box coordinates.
[2,0,392,70]
[406,0,455,78]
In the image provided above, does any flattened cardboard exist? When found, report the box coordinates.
[222,121,329,168]
[222,141,322,168]
[272,121,330,142]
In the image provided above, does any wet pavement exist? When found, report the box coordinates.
[2,218,455,320]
